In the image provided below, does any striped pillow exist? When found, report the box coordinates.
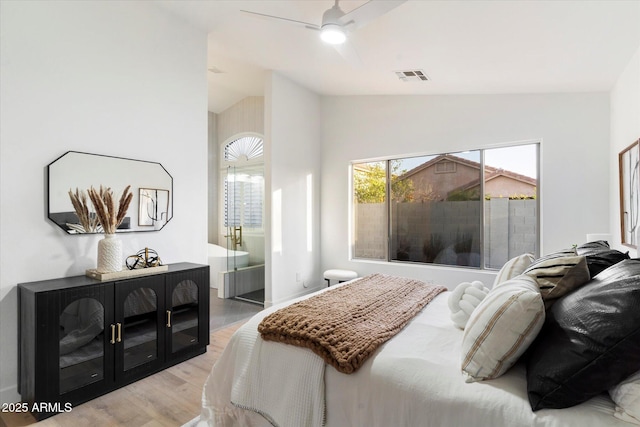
[523,254,590,303]
[492,253,535,288]
[461,275,545,383]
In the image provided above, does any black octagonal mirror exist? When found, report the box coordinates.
[48,151,173,234]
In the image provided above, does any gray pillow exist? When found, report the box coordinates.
[523,253,590,304]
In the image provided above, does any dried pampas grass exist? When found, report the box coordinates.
[68,188,100,233]
[87,185,133,234]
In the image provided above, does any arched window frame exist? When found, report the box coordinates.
[219,133,265,234]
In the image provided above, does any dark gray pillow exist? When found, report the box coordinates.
[575,240,630,277]
[584,249,630,278]
[576,240,610,255]
[526,259,640,410]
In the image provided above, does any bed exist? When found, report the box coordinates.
[196,242,640,427]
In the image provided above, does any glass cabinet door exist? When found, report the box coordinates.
[169,280,199,353]
[122,287,158,371]
[59,297,106,394]
[114,276,165,380]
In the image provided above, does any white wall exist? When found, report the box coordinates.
[216,96,265,147]
[321,94,610,288]
[265,73,322,306]
[0,1,207,403]
[610,45,640,258]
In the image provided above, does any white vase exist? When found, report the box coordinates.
[97,233,123,273]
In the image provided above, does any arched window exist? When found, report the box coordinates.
[224,135,263,162]
[221,135,264,230]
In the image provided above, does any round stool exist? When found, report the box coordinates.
[323,269,357,287]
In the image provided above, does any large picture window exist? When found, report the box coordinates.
[352,143,539,269]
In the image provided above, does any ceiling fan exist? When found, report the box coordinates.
[241,0,407,64]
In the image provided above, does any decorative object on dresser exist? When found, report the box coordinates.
[126,247,163,270]
[88,247,167,281]
[87,185,133,274]
[67,188,101,233]
[96,232,123,273]
[86,185,133,234]
[18,263,209,421]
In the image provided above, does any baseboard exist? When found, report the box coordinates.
[0,384,20,405]
[267,285,325,307]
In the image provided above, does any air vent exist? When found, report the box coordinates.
[395,69,429,82]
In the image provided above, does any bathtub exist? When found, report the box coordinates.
[207,244,249,290]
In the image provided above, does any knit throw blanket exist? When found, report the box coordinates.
[258,273,447,374]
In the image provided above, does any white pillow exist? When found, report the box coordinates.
[610,370,640,425]
[493,253,535,288]
[448,281,489,330]
[461,274,545,383]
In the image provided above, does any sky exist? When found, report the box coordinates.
[397,144,538,179]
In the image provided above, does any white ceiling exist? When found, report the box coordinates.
[155,0,640,114]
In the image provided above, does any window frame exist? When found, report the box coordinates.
[219,133,265,235]
[350,141,540,270]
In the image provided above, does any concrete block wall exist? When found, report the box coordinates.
[353,204,386,259]
[508,199,538,259]
[355,199,537,269]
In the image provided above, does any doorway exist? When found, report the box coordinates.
[221,134,265,305]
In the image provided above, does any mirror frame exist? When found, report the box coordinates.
[619,139,639,248]
[47,151,173,234]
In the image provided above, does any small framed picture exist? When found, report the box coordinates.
[139,188,170,227]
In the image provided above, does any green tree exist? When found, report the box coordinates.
[390,160,414,203]
[354,162,386,203]
[354,162,415,203]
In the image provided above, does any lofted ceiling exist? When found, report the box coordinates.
[155,0,640,113]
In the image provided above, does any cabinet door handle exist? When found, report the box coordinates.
[116,322,122,343]
[166,310,172,328]
[110,324,116,344]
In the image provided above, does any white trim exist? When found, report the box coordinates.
[349,138,542,165]
[1,384,20,405]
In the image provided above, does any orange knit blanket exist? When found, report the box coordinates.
[258,273,446,374]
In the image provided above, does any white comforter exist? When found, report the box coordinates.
[198,288,626,427]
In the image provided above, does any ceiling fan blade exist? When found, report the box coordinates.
[332,38,363,68]
[240,9,320,30]
[339,0,407,31]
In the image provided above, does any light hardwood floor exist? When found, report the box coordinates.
[1,322,244,427]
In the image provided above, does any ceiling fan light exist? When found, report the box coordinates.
[320,24,346,44]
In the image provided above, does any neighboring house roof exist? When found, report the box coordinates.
[399,154,535,185]
[485,169,536,186]
[399,154,491,179]
[454,168,537,193]
[398,154,536,198]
